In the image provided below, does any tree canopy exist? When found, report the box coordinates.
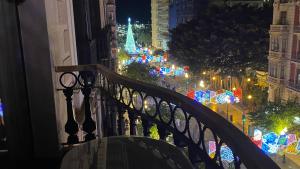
[248,102,300,136]
[122,62,158,84]
[169,5,272,76]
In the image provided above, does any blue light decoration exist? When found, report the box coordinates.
[261,132,278,154]
[277,134,288,146]
[297,140,300,152]
[195,90,206,103]
[0,101,3,117]
[220,146,234,163]
[195,90,211,103]
[216,93,227,104]
[208,141,234,162]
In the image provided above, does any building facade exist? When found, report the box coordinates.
[169,0,200,30]
[152,0,169,50]
[0,0,116,164]
[268,0,300,103]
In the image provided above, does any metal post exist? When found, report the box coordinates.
[242,113,245,133]
[226,103,229,120]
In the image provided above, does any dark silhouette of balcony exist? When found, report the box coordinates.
[55,64,279,169]
[279,0,289,3]
[288,81,300,92]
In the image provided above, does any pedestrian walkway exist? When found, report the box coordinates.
[271,154,300,169]
[60,137,194,169]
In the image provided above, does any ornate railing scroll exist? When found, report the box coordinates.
[55,64,280,169]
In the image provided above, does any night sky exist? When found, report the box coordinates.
[116,0,151,24]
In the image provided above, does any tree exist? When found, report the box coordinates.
[122,62,158,84]
[117,49,130,61]
[248,102,300,136]
[169,5,272,76]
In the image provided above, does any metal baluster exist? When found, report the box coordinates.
[100,88,108,137]
[117,105,126,135]
[105,96,113,136]
[157,123,168,141]
[63,88,79,144]
[81,85,96,141]
[109,99,118,136]
[141,117,151,137]
[188,145,202,164]
[128,110,137,135]
[173,132,187,147]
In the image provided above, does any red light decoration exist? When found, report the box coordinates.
[186,90,195,100]
[233,88,242,99]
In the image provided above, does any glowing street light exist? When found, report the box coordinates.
[225,96,231,121]
[185,73,189,79]
[247,95,252,100]
[202,71,206,75]
[185,73,189,91]
[247,78,251,82]
[280,127,288,135]
[199,80,205,88]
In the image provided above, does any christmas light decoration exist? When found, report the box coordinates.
[262,132,278,154]
[208,141,234,162]
[208,141,216,157]
[220,146,234,163]
[287,134,297,145]
[277,134,288,146]
[286,142,298,155]
[125,18,137,54]
[0,101,3,117]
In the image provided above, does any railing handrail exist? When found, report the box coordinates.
[55,64,280,169]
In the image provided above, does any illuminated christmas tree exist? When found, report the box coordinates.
[125,17,137,54]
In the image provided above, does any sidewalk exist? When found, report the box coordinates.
[271,154,300,169]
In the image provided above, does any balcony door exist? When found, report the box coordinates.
[73,0,103,64]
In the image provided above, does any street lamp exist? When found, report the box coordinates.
[185,73,189,91]
[228,76,232,91]
[225,96,231,121]
[247,94,253,112]
[242,112,246,133]
[199,80,205,88]
[212,76,216,89]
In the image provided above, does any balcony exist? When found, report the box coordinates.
[268,50,288,60]
[279,0,289,3]
[288,81,300,92]
[55,64,279,169]
[291,53,300,63]
[270,25,289,32]
[294,26,300,33]
[268,75,285,85]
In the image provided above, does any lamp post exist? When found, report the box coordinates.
[247,94,252,112]
[225,96,231,121]
[185,73,189,92]
[242,112,246,133]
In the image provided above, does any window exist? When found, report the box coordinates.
[279,11,287,25]
[269,62,277,77]
[297,69,300,85]
[282,39,288,52]
[271,36,279,52]
[280,64,285,79]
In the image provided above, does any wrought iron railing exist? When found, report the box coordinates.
[288,81,300,92]
[55,64,279,169]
